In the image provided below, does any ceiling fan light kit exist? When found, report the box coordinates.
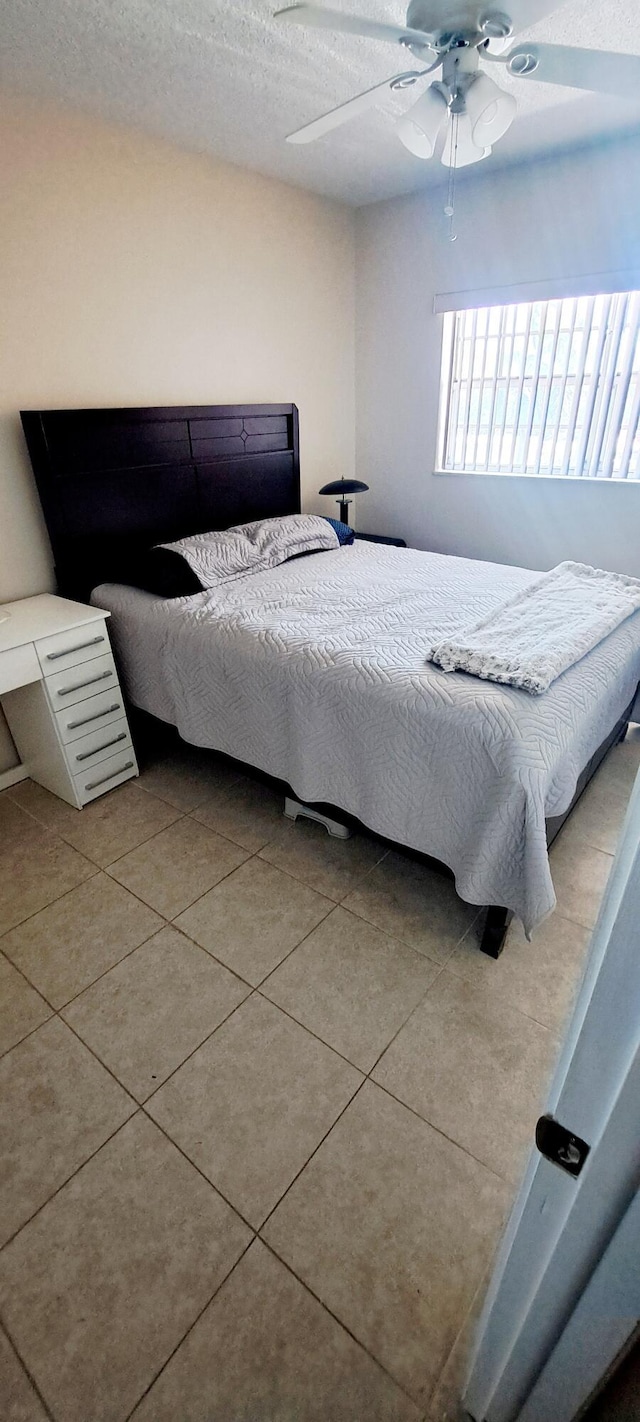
[396,47,514,167]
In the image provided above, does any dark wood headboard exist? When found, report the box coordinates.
[21,402,300,601]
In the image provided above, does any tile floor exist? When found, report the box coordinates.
[0,726,638,1422]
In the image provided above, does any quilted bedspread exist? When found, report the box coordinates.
[93,543,640,932]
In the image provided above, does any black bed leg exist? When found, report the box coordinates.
[480,907,513,959]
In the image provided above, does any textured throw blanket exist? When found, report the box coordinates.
[427,561,640,694]
[161,514,338,588]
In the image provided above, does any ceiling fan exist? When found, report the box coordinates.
[274,2,640,169]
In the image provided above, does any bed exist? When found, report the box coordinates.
[21,402,640,956]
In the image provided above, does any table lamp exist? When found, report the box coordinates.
[319,478,369,526]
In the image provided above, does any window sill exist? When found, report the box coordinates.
[433,469,637,484]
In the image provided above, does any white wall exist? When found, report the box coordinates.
[0,93,355,771]
[356,134,640,575]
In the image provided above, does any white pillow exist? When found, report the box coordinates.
[159,514,338,589]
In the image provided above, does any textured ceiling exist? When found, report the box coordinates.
[2,0,640,204]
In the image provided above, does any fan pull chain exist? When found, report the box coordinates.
[444,110,459,242]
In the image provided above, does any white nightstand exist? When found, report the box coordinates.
[0,594,138,808]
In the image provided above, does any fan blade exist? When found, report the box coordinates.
[274,5,436,54]
[507,42,640,96]
[286,70,426,143]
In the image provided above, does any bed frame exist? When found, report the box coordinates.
[21,402,634,958]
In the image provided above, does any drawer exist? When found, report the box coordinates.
[56,686,126,744]
[37,620,110,676]
[75,747,137,805]
[45,653,118,710]
[0,643,40,695]
[65,718,132,775]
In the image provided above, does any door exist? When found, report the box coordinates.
[464,768,640,1422]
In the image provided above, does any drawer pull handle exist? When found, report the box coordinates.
[57,669,114,697]
[46,635,105,661]
[67,702,121,730]
[85,761,134,792]
[75,732,127,763]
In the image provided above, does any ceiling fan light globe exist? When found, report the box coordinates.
[397,82,447,159]
[441,112,490,168]
[466,72,517,146]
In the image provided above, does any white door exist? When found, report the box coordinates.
[464,769,640,1422]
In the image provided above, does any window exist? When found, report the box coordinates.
[439,290,640,479]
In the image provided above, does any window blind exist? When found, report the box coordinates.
[439,290,640,480]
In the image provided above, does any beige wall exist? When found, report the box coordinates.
[0,93,355,770]
[356,134,640,576]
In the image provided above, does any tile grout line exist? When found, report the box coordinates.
[252,980,419,1079]
[138,1107,260,1234]
[254,910,473,1085]
[101,801,268,873]
[0,976,259,1258]
[5,782,190,871]
[370,1078,514,1189]
[256,1074,370,1236]
[422,953,557,1038]
[260,1235,427,1414]
[120,1232,257,1422]
[101,836,253,908]
[0,1317,57,1422]
[56,922,253,1018]
[0,866,103,946]
[256,831,390,905]
[59,985,251,1121]
[135,776,243,814]
[0,917,168,1027]
[0,1012,55,1066]
[0,1104,142,1255]
[0,864,102,940]
[2,981,267,1254]
[253,974,512,1188]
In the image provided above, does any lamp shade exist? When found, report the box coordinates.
[397,84,448,159]
[465,72,516,147]
[441,113,490,168]
[318,479,369,496]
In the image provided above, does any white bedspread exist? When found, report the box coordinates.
[93,544,640,932]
